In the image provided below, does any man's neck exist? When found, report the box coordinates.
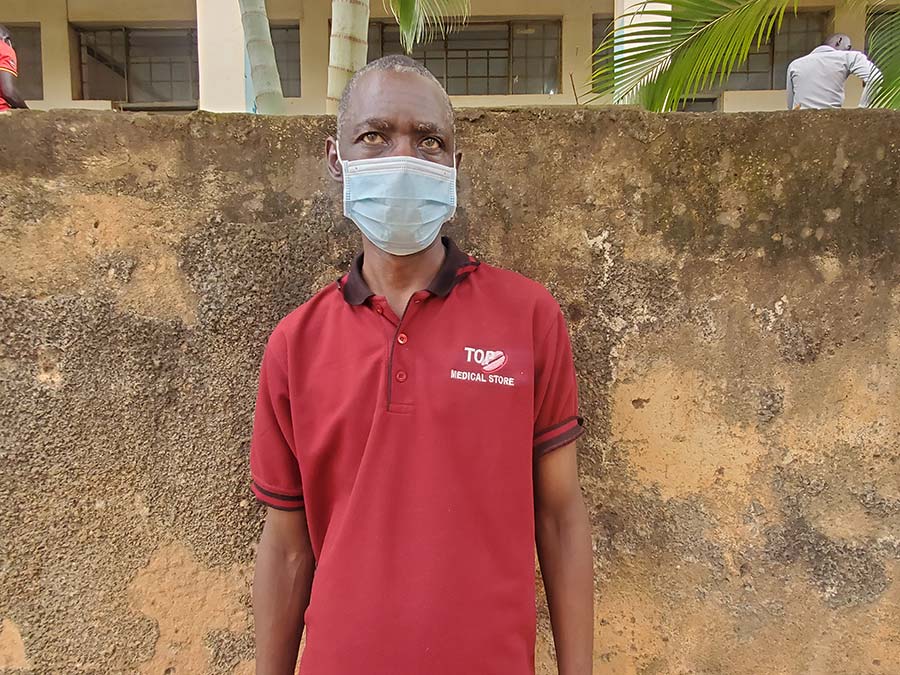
[360,237,446,317]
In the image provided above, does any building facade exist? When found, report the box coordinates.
[0,0,883,114]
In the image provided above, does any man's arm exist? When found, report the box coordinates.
[848,51,877,83]
[0,71,28,109]
[786,66,795,110]
[535,442,593,675]
[254,507,316,675]
[850,53,881,108]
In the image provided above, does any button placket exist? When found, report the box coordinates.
[386,294,426,410]
[389,324,412,404]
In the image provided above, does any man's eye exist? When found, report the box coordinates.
[421,137,441,150]
[362,132,384,144]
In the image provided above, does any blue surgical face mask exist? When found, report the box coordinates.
[338,147,457,256]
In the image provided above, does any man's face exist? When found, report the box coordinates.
[327,70,459,181]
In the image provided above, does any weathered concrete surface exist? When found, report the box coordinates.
[0,108,898,674]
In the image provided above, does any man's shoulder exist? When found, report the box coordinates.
[0,41,17,68]
[474,262,562,313]
[270,280,343,339]
[789,52,812,68]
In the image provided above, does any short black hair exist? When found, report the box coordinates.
[336,55,454,143]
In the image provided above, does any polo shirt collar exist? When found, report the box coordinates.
[340,236,479,306]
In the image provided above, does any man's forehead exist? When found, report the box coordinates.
[344,70,453,131]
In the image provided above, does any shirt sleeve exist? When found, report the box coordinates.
[249,327,304,510]
[848,51,876,83]
[0,45,18,77]
[786,66,795,110]
[858,59,882,108]
[532,305,584,457]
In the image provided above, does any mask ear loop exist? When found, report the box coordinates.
[335,141,351,190]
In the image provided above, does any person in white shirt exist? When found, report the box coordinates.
[787,33,881,109]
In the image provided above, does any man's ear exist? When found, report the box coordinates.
[326,136,343,182]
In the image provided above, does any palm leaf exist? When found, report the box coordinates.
[387,0,471,53]
[590,0,797,111]
[864,5,900,108]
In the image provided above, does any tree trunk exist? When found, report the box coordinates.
[238,0,285,114]
[327,0,371,114]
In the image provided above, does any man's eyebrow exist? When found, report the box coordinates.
[413,121,445,134]
[355,117,392,132]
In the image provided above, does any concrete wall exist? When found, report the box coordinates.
[0,109,898,674]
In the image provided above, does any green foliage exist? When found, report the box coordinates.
[388,0,471,53]
[591,0,900,111]
[865,7,900,107]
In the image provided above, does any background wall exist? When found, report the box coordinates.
[0,109,898,674]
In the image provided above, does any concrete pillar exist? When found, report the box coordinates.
[614,1,670,33]
[197,0,247,112]
[37,4,74,106]
[613,0,670,102]
[299,0,330,114]
[562,6,594,102]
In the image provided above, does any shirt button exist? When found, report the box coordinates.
[375,305,383,314]
[397,333,408,345]
[396,370,408,383]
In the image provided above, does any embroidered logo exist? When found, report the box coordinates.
[464,347,507,373]
[451,347,515,387]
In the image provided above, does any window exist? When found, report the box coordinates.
[678,97,718,112]
[367,20,561,95]
[727,11,827,90]
[511,22,560,95]
[6,25,43,100]
[725,44,773,90]
[591,15,614,93]
[271,25,300,97]
[78,28,199,108]
[79,29,126,100]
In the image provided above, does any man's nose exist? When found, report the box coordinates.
[389,137,418,158]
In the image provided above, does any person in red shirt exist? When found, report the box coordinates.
[0,25,28,111]
[250,54,593,675]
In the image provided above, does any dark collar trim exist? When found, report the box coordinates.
[338,236,479,306]
[426,237,479,298]
[339,253,374,306]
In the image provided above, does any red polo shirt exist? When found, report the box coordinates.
[0,42,19,112]
[250,237,583,675]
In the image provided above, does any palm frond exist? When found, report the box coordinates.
[590,0,796,111]
[387,0,471,54]
[865,6,900,108]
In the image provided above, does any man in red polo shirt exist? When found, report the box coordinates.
[250,54,593,675]
[0,25,28,111]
